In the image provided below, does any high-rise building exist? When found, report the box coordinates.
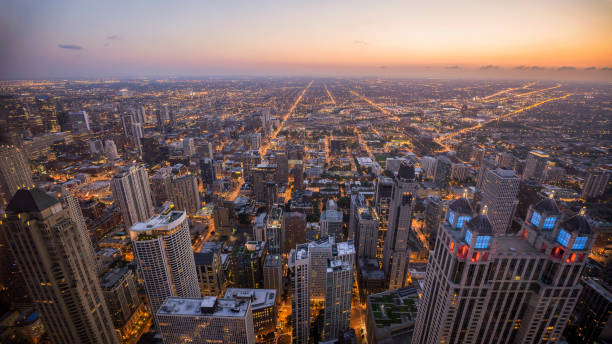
[213,197,235,236]
[412,199,595,344]
[322,259,353,341]
[89,139,104,156]
[320,199,344,240]
[424,195,444,248]
[200,158,217,187]
[264,254,283,303]
[66,110,90,132]
[433,155,452,187]
[354,203,380,259]
[111,165,154,228]
[420,156,437,179]
[171,174,200,215]
[289,238,355,344]
[282,211,306,254]
[100,267,143,338]
[265,206,283,255]
[121,113,134,138]
[564,277,612,343]
[194,242,225,297]
[150,167,173,206]
[3,189,119,344]
[480,168,520,234]
[375,175,394,228]
[383,162,417,289]
[224,288,277,341]
[581,168,611,199]
[252,163,277,203]
[476,158,497,190]
[157,296,255,344]
[523,150,550,182]
[183,137,195,156]
[104,139,119,160]
[274,151,289,185]
[130,210,200,319]
[0,145,34,205]
[229,241,267,289]
[254,212,267,242]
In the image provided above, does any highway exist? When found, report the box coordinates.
[324,83,336,104]
[350,90,401,122]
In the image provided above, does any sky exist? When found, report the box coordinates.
[1,0,611,80]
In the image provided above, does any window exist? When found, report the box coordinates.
[572,237,588,250]
[475,236,491,249]
[531,211,541,227]
[465,230,472,244]
[448,211,455,226]
[457,216,470,229]
[542,217,556,229]
[557,230,570,247]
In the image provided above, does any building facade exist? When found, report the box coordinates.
[111,165,154,228]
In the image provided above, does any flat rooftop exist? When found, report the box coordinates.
[130,211,186,233]
[368,286,418,328]
[158,297,250,318]
[224,288,276,310]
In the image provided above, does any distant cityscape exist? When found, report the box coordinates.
[0,77,610,344]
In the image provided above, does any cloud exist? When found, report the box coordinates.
[445,65,460,69]
[584,66,596,70]
[480,65,499,70]
[58,44,83,50]
[107,35,119,40]
[379,66,387,69]
[558,66,576,71]
[352,40,368,45]
[515,66,545,70]
[600,67,612,71]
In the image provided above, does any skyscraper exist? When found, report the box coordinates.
[282,211,306,254]
[194,242,225,297]
[323,259,353,341]
[200,158,216,187]
[480,168,520,234]
[171,174,201,215]
[320,199,344,240]
[157,296,255,344]
[111,165,154,228]
[355,203,380,259]
[581,168,611,199]
[374,175,394,228]
[2,189,119,344]
[412,198,595,344]
[265,206,283,255]
[130,210,200,319]
[264,254,283,303]
[522,150,550,182]
[383,161,417,289]
[433,155,452,187]
[0,145,34,205]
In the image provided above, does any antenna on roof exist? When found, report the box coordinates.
[579,207,586,216]
[463,188,468,199]
[549,190,555,199]
[482,205,488,215]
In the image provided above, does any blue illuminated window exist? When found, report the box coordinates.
[572,237,588,250]
[530,211,541,227]
[457,216,470,229]
[465,230,472,244]
[557,230,571,247]
[448,211,455,226]
[542,217,556,230]
[475,236,491,249]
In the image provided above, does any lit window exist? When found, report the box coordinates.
[475,236,490,249]
[448,211,455,226]
[457,216,470,229]
[531,211,541,227]
[465,230,472,244]
[572,237,588,250]
[557,230,571,247]
[542,217,556,229]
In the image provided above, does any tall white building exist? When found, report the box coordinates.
[171,174,200,215]
[157,296,255,344]
[412,198,595,344]
[480,168,520,234]
[111,165,154,228]
[130,210,200,319]
[320,199,343,240]
[323,259,353,341]
[383,161,417,289]
[183,137,195,156]
[104,139,119,160]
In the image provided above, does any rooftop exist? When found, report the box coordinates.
[130,211,186,235]
[368,286,418,329]
[6,188,58,213]
[224,288,276,310]
[158,297,250,318]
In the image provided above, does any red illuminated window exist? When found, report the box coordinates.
[471,252,480,262]
[457,245,469,259]
[449,241,455,253]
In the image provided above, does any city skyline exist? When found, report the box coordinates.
[1,0,612,80]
